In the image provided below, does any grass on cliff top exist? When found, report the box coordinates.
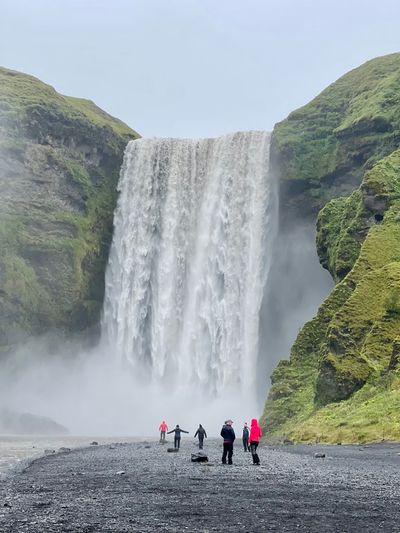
[0,67,139,139]
[274,52,400,183]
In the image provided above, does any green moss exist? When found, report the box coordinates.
[0,66,139,344]
[274,53,400,216]
[263,148,400,442]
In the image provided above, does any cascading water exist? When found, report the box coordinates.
[102,131,277,409]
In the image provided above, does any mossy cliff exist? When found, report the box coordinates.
[273,52,400,220]
[263,54,400,443]
[0,67,139,347]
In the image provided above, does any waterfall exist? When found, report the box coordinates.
[102,131,277,404]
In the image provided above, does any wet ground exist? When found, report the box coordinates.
[0,440,399,532]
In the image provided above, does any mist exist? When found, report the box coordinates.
[0,335,260,437]
[257,222,333,402]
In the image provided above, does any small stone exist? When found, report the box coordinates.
[59,447,71,453]
[3,502,11,508]
[314,452,326,458]
[167,448,179,453]
[116,471,126,475]
[44,449,55,455]
[90,441,98,446]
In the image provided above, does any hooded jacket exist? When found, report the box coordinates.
[220,424,235,443]
[249,419,262,442]
[159,422,168,432]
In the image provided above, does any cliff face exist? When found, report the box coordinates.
[0,67,139,348]
[273,52,400,221]
[263,53,400,443]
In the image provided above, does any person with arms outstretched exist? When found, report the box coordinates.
[194,424,207,449]
[167,425,189,449]
[220,419,235,464]
[159,420,168,443]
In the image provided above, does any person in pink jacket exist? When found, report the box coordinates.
[249,418,262,465]
[159,421,168,443]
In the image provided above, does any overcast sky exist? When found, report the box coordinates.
[1,0,399,138]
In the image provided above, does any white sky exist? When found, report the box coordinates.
[1,0,399,138]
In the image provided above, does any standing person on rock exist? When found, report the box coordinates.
[249,418,262,465]
[242,422,250,451]
[194,424,207,449]
[220,419,235,464]
[167,425,189,449]
[159,421,168,443]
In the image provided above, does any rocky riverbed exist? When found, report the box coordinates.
[0,440,399,532]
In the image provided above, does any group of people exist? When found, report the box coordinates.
[158,418,262,465]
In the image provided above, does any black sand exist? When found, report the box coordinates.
[1,440,399,532]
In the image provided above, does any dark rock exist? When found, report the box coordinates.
[59,447,71,453]
[314,453,326,458]
[90,441,98,446]
[44,449,55,455]
[116,471,125,476]
[144,445,151,449]
[167,448,179,453]
[191,452,208,463]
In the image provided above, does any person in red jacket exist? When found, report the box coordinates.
[159,421,168,443]
[249,418,262,465]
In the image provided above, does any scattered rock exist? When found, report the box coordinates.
[167,448,179,453]
[116,471,126,476]
[3,502,11,508]
[90,441,98,446]
[109,445,116,450]
[314,453,326,458]
[337,443,342,445]
[44,449,55,455]
[144,445,151,449]
[283,439,294,445]
[59,447,71,453]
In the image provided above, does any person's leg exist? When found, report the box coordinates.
[177,437,181,449]
[228,443,233,464]
[250,441,260,464]
[222,443,228,463]
[242,438,247,451]
[174,436,178,448]
[199,438,203,450]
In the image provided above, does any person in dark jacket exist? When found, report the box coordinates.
[220,419,235,464]
[194,424,207,449]
[167,425,189,449]
[242,422,250,451]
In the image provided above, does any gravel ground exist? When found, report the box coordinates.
[0,440,399,532]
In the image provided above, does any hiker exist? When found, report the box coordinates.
[242,422,250,451]
[220,419,235,464]
[194,424,207,449]
[167,425,189,449]
[159,421,168,443]
[249,418,262,465]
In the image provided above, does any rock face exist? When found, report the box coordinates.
[273,52,400,221]
[0,408,68,435]
[0,67,139,348]
[263,53,400,444]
